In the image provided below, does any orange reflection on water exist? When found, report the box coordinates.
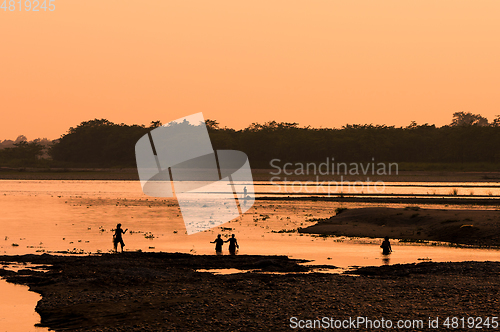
[0,279,47,332]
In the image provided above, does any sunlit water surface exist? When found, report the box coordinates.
[0,180,499,267]
[0,279,48,332]
[1,180,500,330]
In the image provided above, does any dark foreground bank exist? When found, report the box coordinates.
[1,253,500,331]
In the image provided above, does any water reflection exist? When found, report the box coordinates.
[1,180,499,331]
[0,279,48,331]
[382,255,391,265]
[0,180,499,270]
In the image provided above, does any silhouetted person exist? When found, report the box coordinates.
[243,186,249,206]
[225,234,239,255]
[211,234,224,254]
[113,223,128,253]
[380,236,392,255]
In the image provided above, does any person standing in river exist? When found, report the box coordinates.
[210,234,224,254]
[380,236,392,255]
[225,234,239,255]
[113,223,128,253]
[242,186,248,206]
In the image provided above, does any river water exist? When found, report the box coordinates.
[0,180,499,266]
[1,179,499,330]
[0,279,48,332]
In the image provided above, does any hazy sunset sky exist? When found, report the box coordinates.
[1,1,499,140]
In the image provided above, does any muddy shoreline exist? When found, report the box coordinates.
[1,253,500,331]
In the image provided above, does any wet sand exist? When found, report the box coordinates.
[1,253,500,331]
[301,207,500,247]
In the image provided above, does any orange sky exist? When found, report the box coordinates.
[1,0,499,140]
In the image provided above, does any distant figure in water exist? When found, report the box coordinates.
[113,223,128,253]
[242,186,248,206]
[225,234,239,255]
[380,236,392,255]
[211,234,224,254]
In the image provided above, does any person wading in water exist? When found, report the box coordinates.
[380,236,392,255]
[225,234,239,255]
[210,234,224,254]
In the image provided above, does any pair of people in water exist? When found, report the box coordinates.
[114,224,386,256]
[113,225,241,256]
[211,234,239,255]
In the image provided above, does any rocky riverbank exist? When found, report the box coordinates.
[1,253,500,331]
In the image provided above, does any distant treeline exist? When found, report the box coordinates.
[1,112,500,168]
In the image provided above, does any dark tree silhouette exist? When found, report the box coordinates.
[451,112,489,127]
[3,113,500,168]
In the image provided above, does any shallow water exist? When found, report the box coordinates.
[0,279,48,332]
[256,180,500,197]
[1,180,499,330]
[0,180,499,268]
